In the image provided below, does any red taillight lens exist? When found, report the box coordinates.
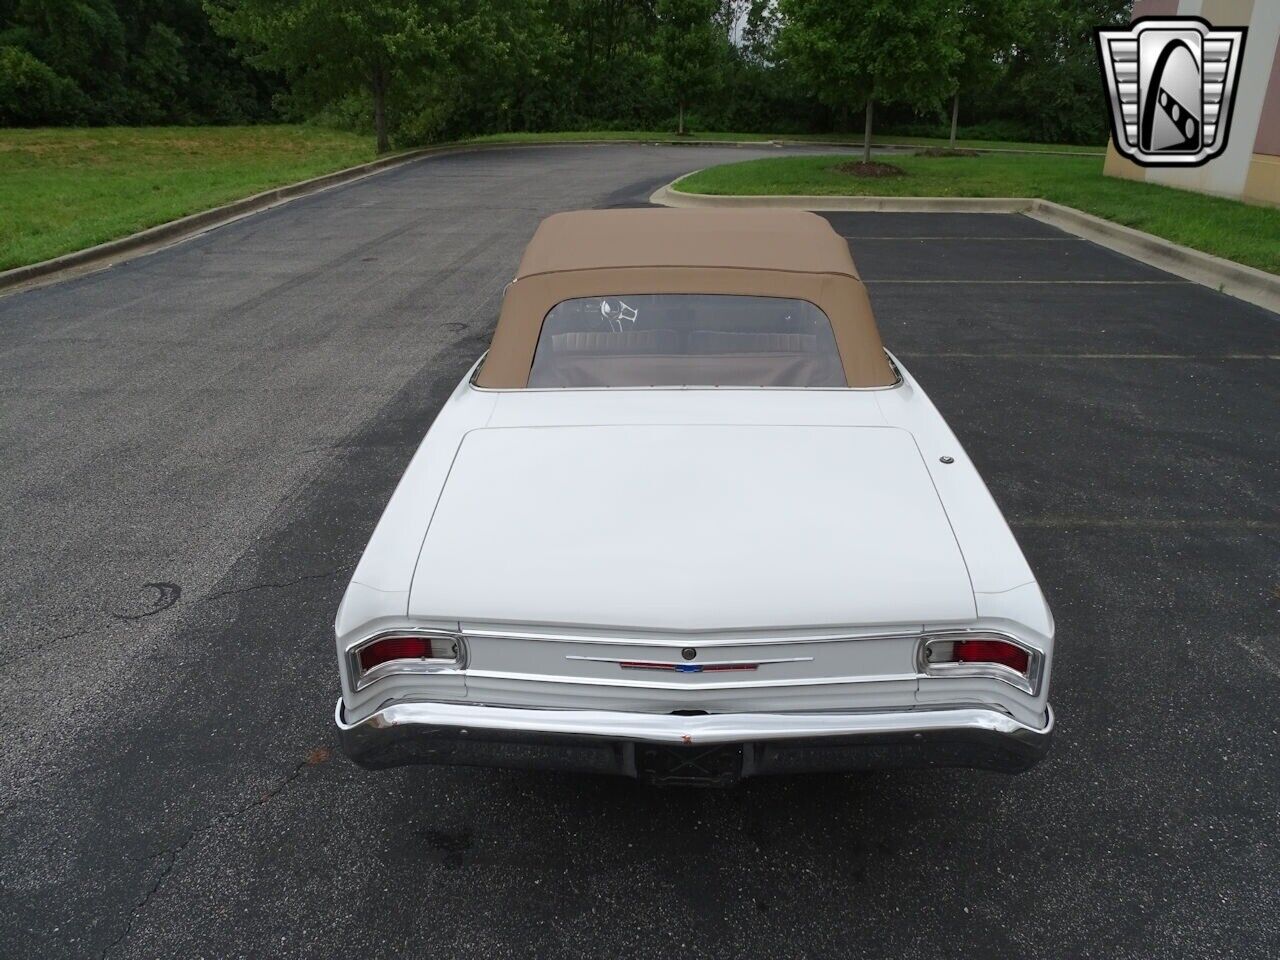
[952,639,1029,674]
[357,635,454,672]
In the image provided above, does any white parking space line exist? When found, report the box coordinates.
[897,352,1278,360]
[1011,517,1279,528]
[1234,637,1280,681]
[834,236,1078,240]
[865,279,1191,284]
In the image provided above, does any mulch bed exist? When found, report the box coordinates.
[833,161,906,178]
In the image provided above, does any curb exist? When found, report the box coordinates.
[0,137,786,296]
[650,184,1031,213]
[650,183,1280,314]
[797,140,1105,158]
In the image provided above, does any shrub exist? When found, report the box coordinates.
[0,45,86,125]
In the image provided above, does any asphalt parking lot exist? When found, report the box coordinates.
[1,144,1276,959]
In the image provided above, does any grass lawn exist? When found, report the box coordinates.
[675,153,1280,275]
[0,126,375,272]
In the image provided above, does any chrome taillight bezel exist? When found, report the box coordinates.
[347,628,467,692]
[917,631,1044,696]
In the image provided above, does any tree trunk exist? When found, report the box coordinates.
[678,100,685,136]
[950,90,960,149]
[862,98,874,163]
[372,66,389,154]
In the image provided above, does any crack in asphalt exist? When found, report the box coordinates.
[99,752,323,959]
[101,848,179,960]
[199,568,342,604]
[0,626,93,670]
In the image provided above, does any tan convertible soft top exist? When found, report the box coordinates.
[476,209,895,388]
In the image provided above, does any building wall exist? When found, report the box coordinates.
[1244,34,1280,204]
[1103,0,1280,205]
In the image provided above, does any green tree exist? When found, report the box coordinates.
[1000,0,1128,143]
[780,0,961,162]
[739,0,780,64]
[207,0,479,152]
[446,0,567,136]
[655,0,724,135]
[128,22,189,121]
[945,0,1017,147]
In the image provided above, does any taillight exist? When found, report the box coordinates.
[921,634,1039,694]
[351,633,461,688]
[952,639,1029,674]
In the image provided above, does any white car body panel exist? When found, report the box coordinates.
[335,353,1054,751]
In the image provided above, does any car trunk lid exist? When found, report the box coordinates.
[408,424,975,631]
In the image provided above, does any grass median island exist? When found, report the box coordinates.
[0,126,375,272]
[675,154,1280,276]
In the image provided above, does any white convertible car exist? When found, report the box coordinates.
[334,209,1054,785]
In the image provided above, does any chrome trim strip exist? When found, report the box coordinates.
[564,655,814,666]
[463,626,924,647]
[462,668,918,691]
[468,349,904,393]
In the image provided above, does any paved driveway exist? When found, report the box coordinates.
[1,145,1276,959]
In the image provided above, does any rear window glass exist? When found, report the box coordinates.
[526,294,845,388]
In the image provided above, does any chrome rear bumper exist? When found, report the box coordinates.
[335,699,1053,784]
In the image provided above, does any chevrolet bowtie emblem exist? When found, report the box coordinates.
[1095,16,1247,167]
[619,660,759,673]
